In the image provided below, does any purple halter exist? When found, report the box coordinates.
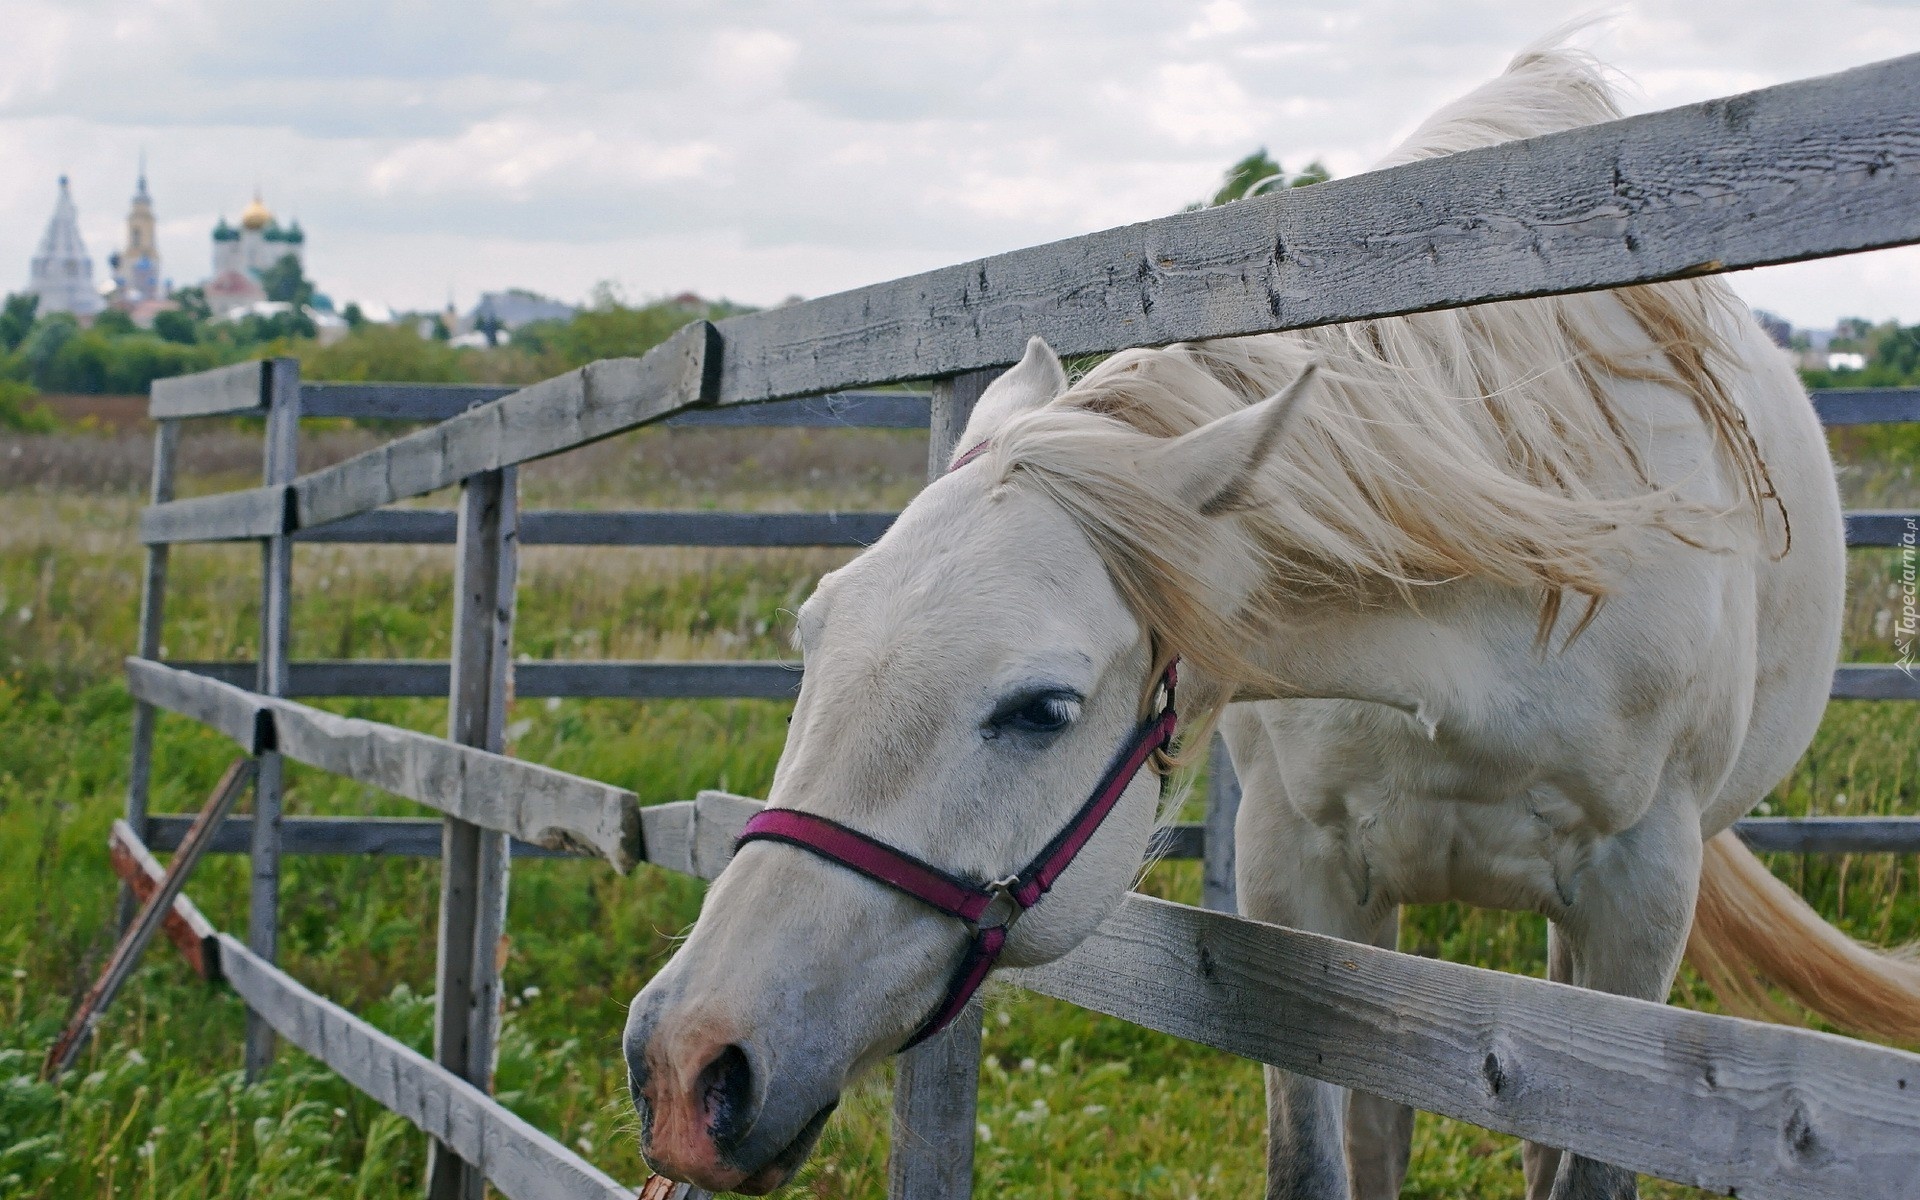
[734,661,1176,1048]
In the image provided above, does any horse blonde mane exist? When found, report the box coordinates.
[984,43,1783,722]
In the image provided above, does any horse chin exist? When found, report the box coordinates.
[731,1100,838,1194]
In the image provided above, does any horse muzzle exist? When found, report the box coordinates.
[624,992,841,1194]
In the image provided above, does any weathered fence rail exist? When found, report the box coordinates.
[111,50,1920,1199]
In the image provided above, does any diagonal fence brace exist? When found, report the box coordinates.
[44,757,257,1079]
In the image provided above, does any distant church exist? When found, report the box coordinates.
[107,163,169,322]
[26,176,104,319]
[23,169,312,323]
[205,193,305,317]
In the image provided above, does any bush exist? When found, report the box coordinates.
[295,323,467,382]
[34,330,224,394]
[0,379,55,432]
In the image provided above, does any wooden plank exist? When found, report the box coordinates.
[168,659,804,699]
[143,812,1920,859]
[146,814,580,858]
[1830,665,1920,700]
[663,391,929,429]
[169,657,1911,708]
[294,509,459,544]
[139,487,288,544]
[126,660,640,869]
[149,360,268,419]
[637,802,697,876]
[123,419,179,930]
[266,700,641,871]
[300,383,516,422]
[296,509,900,547]
[430,467,520,1200]
[108,819,220,981]
[1811,388,1920,426]
[1004,895,1920,1200]
[1843,510,1920,547]
[215,934,635,1200]
[1201,736,1241,912]
[295,322,722,529]
[248,357,299,1081]
[299,383,926,427]
[712,55,1920,405]
[689,791,767,880]
[1734,817,1920,854]
[125,658,273,752]
[519,510,897,547]
[45,759,256,1078]
[889,1003,985,1198]
[521,661,800,699]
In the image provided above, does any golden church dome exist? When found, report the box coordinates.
[240,194,273,231]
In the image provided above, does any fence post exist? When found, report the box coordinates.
[889,366,1000,1200]
[121,416,180,930]
[246,357,300,1080]
[1202,736,1241,913]
[427,465,519,1200]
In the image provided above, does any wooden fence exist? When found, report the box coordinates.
[110,51,1920,1199]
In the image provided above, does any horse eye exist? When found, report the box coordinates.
[987,690,1082,737]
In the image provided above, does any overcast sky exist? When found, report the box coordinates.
[4,1,1918,328]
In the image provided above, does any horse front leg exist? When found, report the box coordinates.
[1526,802,1704,1200]
[1250,900,1406,1200]
[1231,736,1406,1200]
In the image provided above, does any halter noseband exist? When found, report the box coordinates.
[734,660,1178,1049]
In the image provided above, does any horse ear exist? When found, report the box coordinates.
[1148,362,1319,516]
[954,336,1068,455]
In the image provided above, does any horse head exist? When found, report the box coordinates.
[622,337,1315,1193]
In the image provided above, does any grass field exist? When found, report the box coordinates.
[1,415,1916,1199]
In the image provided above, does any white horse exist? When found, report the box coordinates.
[625,45,1920,1199]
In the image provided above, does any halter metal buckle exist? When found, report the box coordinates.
[978,876,1025,930]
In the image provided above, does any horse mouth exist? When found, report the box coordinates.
[730,1100,838,1195]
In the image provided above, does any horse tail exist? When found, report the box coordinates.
[1686,830,1920,1041]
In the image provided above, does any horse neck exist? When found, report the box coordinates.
[1215,580,1520,729]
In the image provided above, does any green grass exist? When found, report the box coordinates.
[2,432,1916,1199]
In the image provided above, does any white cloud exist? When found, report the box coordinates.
[1188,1,1255,40]
[0,0,1916,327]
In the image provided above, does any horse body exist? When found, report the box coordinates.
[1214,294,1841,1199]
[622,42,1915,1200]
[1228,298,1841,927]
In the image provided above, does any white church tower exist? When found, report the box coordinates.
[28,176,104,319]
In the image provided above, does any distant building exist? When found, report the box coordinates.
[468,289,576,338]
[108,163,175,326]
[205,192,305,317]
[27,176,104,319]
[1827,351,1867,373]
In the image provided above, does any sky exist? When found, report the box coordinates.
[3,1,1918,329]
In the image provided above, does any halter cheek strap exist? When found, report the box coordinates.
[735,661,1178,1049]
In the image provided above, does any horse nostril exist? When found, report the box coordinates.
[697,1044,756,1153]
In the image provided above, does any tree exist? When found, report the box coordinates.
[170,285,212,324]
[0,293,38,352]
[93,309,137,336]
[1186,149,1331,211]
[22,313,78,380]
[260,254,314,308]
[342,302,366,329]
[153,308,200,345]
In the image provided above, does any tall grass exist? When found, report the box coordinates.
[1,427,1915,1198]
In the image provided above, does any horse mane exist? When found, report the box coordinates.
[985,42,1784,709]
